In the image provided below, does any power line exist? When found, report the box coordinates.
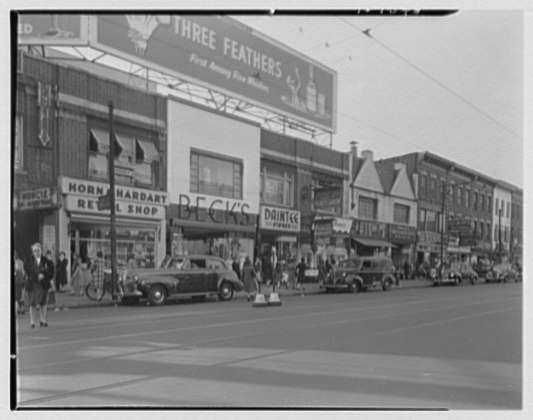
[338,17,523,142]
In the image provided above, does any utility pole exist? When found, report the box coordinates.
[108,101,118,300]
[498,207,502,264]
[439,182,447,279]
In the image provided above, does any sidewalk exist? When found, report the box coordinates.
[48,278,432,310]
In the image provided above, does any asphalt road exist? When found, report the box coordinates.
[13,281,522,410]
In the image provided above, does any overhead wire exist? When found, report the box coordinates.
[337,17,523,143]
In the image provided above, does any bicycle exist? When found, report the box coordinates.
[85,271,124,301]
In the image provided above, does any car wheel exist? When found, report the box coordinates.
[218,281,234,301]
[353,281,362,293]
[382,278,392,291]
[148,284,167,306]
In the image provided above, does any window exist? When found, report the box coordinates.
[358,196,377,220]
[449,184,455,205]
[260,164,294,207]
[494,224,498,239]
[15,114,23,171]
[429,178,437,201]
[487,223,491,240]
[426,211,438,232]
[418,209,426,230]
[473,192,478,211]
[419,176,427,199]
[506,202,510,218]
[190,151,242,199]
[495,198,499,215]
[481,194,485,212]
[393,203,410,224]
[457,186,462,207]
[465,189,470,209]
[480,222,484,239]
[487,196,492,214]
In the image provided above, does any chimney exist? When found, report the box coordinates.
[350,141,358,158]
[361,149,374,161]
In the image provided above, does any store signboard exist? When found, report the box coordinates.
[61,177,167,220]
[92,15,337,132]
[260,205,300,232]
[17,14,89,45]
[15,187,56,210]
[388,224,416,244]
[314,187,342,214]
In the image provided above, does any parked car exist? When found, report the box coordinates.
[436,262,479,286]
[485,263,519,283]
[119,255,244,305]
[473,259,493,278]
[323,255,397,293]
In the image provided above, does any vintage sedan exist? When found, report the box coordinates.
[485,263,519,283]
[119,255,243,305]
[437,262,479,286]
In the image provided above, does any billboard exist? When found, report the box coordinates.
[91,15,337,132]
[17,14,89,45]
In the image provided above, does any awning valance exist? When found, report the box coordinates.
[136,139,159,163]
[353,237,397,248]
[90,129,110,153]
[114,134,136,157]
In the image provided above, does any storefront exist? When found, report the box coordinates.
[313,216,352,261]
[388,224,416,268]
[258,204,300,264]
[167,193,257,264]
[351,219,394,257]
[60,177,167,268]
[13,187,58,262]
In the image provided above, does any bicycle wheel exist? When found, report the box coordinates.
[85,282,105,301]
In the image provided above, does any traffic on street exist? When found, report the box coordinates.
[14,280,522,409]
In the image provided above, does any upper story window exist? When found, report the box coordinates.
[473,191,478,211]
[393,203,410,224]
[487,196,492,214]
[260,164,294,207]
[506,201,510,218]
[358,196,377,220]
[89,129,159,187]
[495,198,499,215]
[465,189,470,209]
[457,186,462,207]
[15,114,23,171]
[190,151,242,199]
[419,175,427,199]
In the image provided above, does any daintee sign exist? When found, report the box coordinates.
[92,15,337,132]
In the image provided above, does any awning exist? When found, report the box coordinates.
[114,134,136,157]
[136,139,159,163]
[352,237,397,248]
[90,129,110,153]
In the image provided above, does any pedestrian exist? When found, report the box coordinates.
[273,260,283,288]
[295,257,307,291]
[14,252,27,315]
[287,258,297,289]
[25,242,54,328]
[241,257,258,301]
[231,258,241,279]
[403,260,411,281]
[56,251,68,293]
[90,250,105,301]
[70,254,83,296]
[261,253,273,286]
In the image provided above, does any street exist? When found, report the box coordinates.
[14,281,521,409]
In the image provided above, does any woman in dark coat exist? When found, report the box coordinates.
[241,257,258,301]
[26,243,54,328]
[56,251,68,292]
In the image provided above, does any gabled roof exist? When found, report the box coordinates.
[375,164,397,194]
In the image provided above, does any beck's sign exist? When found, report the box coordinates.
[260,205,300,232]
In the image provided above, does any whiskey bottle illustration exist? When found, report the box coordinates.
[306,64,317,114]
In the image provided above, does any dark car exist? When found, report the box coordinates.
[323,256,397,293]
[119,255,244,305]
[436,262,479,286]
[485,263,519,283]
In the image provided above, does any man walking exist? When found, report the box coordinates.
[25,243,54,328]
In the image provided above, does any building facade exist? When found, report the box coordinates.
[14,53,168,271]
[492,182,513,263]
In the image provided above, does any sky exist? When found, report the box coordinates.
[233,9,525,187]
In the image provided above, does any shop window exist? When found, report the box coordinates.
[260,164,294,207]
[393,203,410,224]
[190,151,242,199]
[358,196,377,220]
[15,114,23,171]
